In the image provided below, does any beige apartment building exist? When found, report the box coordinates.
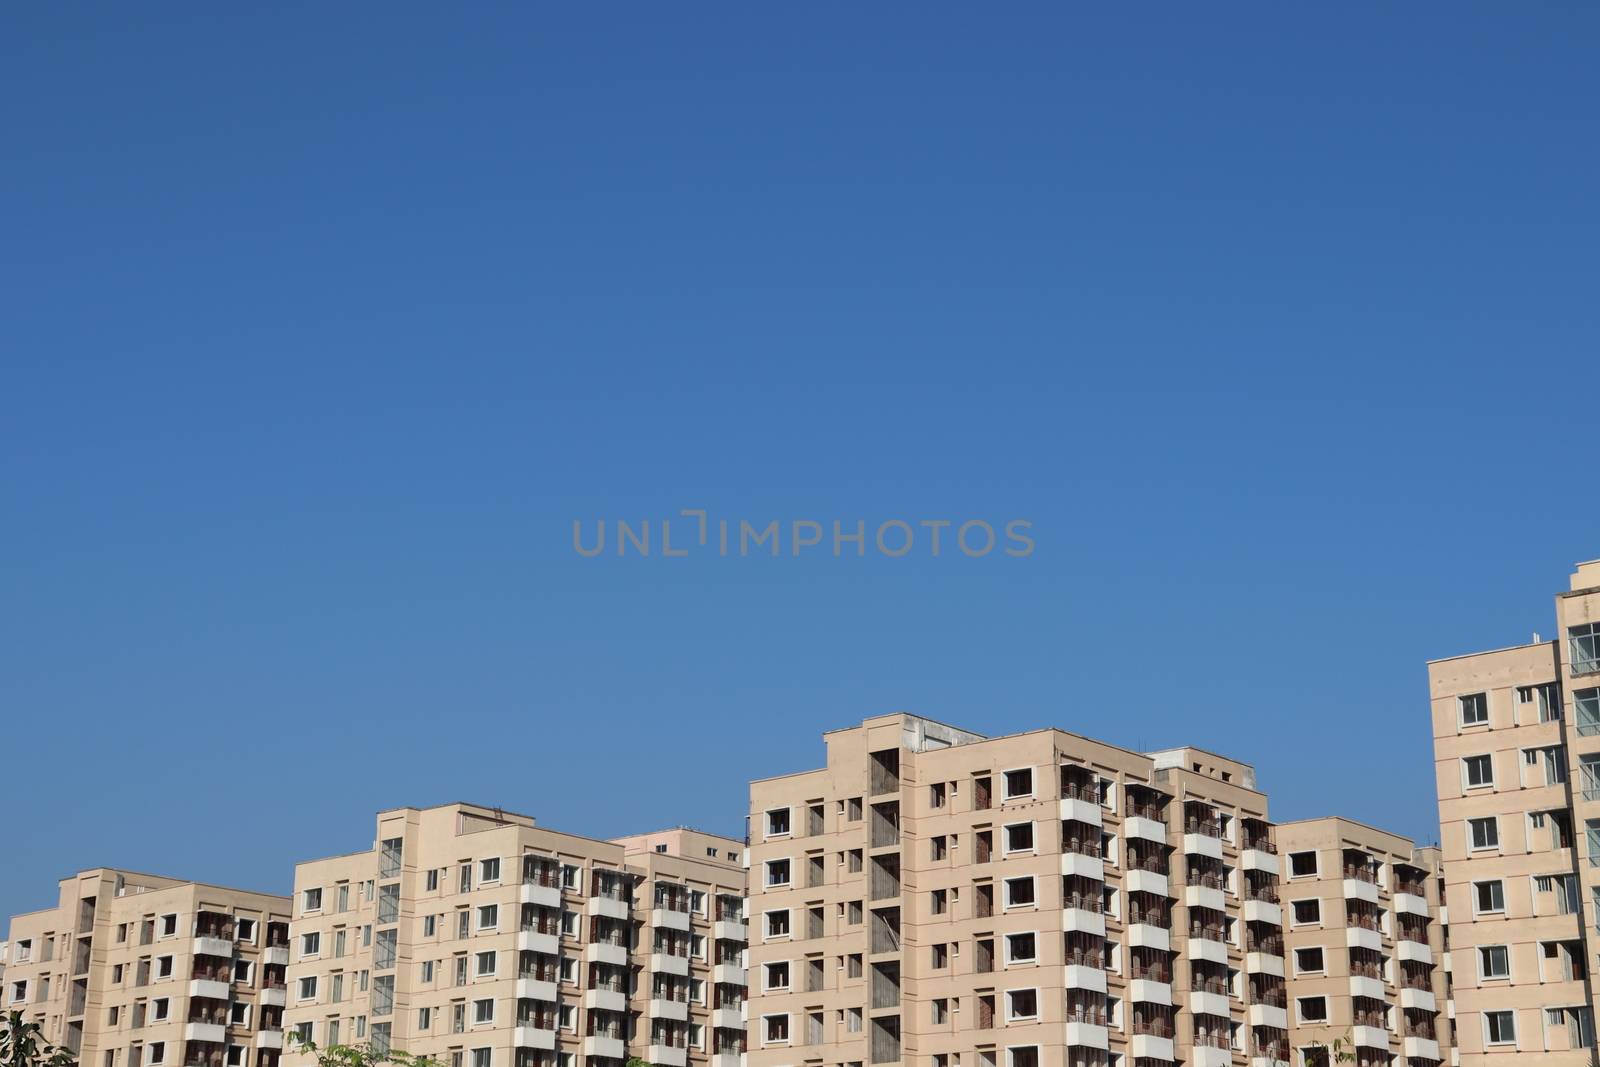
[279,804,747,1067]
[1429,558,1600,1065]
[3,868,291,1067]
[1274,819,1451,1067]
[745,713,1296,1067]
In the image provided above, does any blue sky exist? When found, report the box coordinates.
[2,4,1597,919]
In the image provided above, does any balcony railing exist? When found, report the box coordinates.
[1132,1021,1174,1038]
[1344,865,1378,885]
[1241,837,1277,853]
[1244,885,1279,903]
[1127,803,1167,823]
[1246,935,1283,954]
[1064,1008,1107,1026]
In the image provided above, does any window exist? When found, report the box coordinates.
[301,932,321,958]
[1004,823,1034,854]
[227,1048,245,1067]
[156,956,173,979]
[1003,768,1033,799]
[766,809,791,838]
[475,951,496,977]
[763,1014,790,1046]
[1460,692,1489,726]
[148,1044,165,1066]
[158,914,178,938]
[1007,1047,1039,1067]
[1463,754,1495,789]
[1298,997,1328,1023]
[1005,989,1038,1021]
[764,961,790,991]
[766,859,791,887]
[471,1050,491,1067]
[1003,876,1036,909]
[1479,945,1510,980]
[229,1003,249,1026]
[1469,816,1500,851]
[1484,1009,1517,1045]
[425,869,440,892]
[1294,947,1324,974]
[1004,931,1037,965]
[152,998,170,1022]
[417,1007,431,1031]
[1571,623,1600,674]
[765,910,791,939]
[1291,899,1321,925]
[472,998,494,1025]
[1288,851,1318,878]
[1475,880,1506,914]
[479,858,500,884]
[421,961,434,983]
[476,905,498,931]
[424,915,436,937]
[237,919,256,943]
[298,976,318,1001]
[930,783,947,809]
[303,888,323,913]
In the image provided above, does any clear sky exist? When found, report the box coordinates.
[2,4,1597,920]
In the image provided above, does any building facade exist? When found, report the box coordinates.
[2,868,291,1067]
[1429,559,1600,1065]
[744,713,1294,1067]
[1274,819,1450,1067]
[278,804,747,1067]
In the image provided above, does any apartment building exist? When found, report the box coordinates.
[1429,558,1600,1065]
[745,713,1289,1067]
[1274,819,1450,1067]
[279,804,747,1067]
[2,868,291,1067]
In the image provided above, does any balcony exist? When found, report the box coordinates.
[192,937,233,960]
[650,998,689,1022]
[1126,979,1177,1004]
[712,1008,744,1031]
[1248,1003,1288,1030]
[1343,878,1380,905]
[714,963,746,985]
[1349,975,1386,1001]
[1062,903,1106,938]
[1183,833,1224,860]
[587,896,629,922]
[1190,991,1229,1017]
[648,1046,687,1067]
[1241,847,1279,875]
[514,1026,556,1050]
[1186,933,1228,964]
[1395,891,1429,918]
[1399,987,1435,1012]
[517,931,559,956]
[652,908,691,932]
[1404,1036,1440,1061]
[584,1036,625,1060]
[259,987,285,1008]
[1351,1025,1389,1049]
[1192,1047,1232,1067]
[184,1023,226,1044]
[585,989,628,1013]
[1062,964,1107,993]
[585,942,628,968]
[516,978,558,1002]
[261,946,288,967]
[1127,923,1170,952]
[1185,885,1226,912]
[1242,900,1280,925]
[1397,939,1433,965]
[256,1032,282,1051]
[520,883,561,909]
[189,979,230,1001]
[1130,1034,1175,1062]
[712,1055,744,1067]
[1059,796,1102,826]
[1125,815,1168,844]
[1126,869,1169,897]
[1063,1019,1109,1050]
[713,920,747,942]
[1346,927,1382,953]
[1060,852,1104,881]
[651,952,690,977]
[1246,952,1284,977]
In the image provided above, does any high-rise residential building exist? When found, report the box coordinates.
[744,713,1291,1067]
[1,868,291,1067]
[1429,558,1600,1065]
[1273,818,1451,1067]
[279,804,746,1067]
